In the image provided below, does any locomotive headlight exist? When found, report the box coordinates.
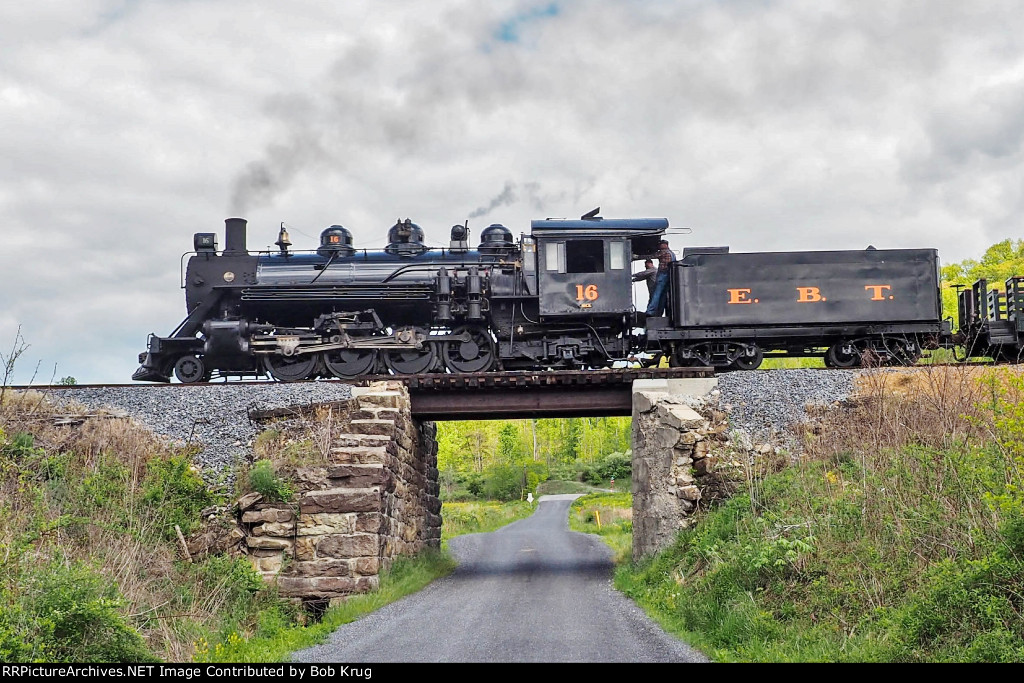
[223,271,235,283]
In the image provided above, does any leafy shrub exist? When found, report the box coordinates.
[143,453,218,538]
[482,464,524,501]
[894,548,1024,662]
[0,431,67,481]
[524,462,549,496]
[594,451,632,481]
[248,460,293,503]
[2,431,42,459]
[0,556,155,663]
[478,462,550,501]
[580,451,632,485]
[462,472,485,499]
[549,461,586,482]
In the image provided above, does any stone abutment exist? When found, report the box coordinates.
[191,381,441,607]
[631,378,746,561]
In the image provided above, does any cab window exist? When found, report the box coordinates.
[566,240,604,274]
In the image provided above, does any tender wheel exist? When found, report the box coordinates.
[323,348,378,379]
[884,338,921,366]
[383,344,438,375]
[825,343,860,369]
[732,345,764,371]
[442,328,496,373]
[263,354,319,381]
[174,355,210,383]
[671,345,711,368]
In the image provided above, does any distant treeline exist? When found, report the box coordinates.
[436,417,632,500]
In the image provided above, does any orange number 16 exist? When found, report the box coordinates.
[575,284,599,301]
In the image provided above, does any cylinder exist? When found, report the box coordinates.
[224,218,248,256]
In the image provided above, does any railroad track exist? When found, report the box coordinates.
[6,360,1017,392]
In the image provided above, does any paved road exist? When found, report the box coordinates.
[291,494,709,663]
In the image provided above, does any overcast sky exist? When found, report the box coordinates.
[2,1,1023,384]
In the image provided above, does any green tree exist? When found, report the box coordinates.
[557,418,583,464]
[941,238,1024,326]
[498,423,520,464]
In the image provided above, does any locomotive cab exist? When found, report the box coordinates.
[535,236,631,316]
[531,216,669,318]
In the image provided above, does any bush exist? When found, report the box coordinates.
[580,451,632,485]
[593,451,632,481]
[524,462,549,497]
[462,472,485,499]
[248,460,293,503]
[482,464,524,502]
[142,453,219,538]
[478,462,550,502]
[0,556,155,663]
[2,431,42,459]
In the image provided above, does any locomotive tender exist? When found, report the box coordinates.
[132,210,1020,383]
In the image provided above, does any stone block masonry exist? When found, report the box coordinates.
[237,381,441,606]
[632,381,744,562]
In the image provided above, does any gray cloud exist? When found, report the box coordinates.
[3,1,1024,382]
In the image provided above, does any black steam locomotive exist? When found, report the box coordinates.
[132,211,1022,382]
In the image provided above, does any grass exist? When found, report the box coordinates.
[614,365,1024,662]
[743,347,965,370]
[759,356,824,369]
[569,492,633,564]
[440,499,535,542]
[21,360,1023,662]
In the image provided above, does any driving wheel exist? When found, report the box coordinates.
[323,348,378,379]
[442,328,496,373]
[264,354,319,381]
[382,344,438,375]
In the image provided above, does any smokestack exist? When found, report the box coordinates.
[224,217,248,256]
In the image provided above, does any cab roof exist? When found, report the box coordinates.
[530,216,669,257]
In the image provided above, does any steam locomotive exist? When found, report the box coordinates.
[132,210,1022,382]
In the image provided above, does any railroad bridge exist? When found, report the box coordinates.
[238,368,725,607]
